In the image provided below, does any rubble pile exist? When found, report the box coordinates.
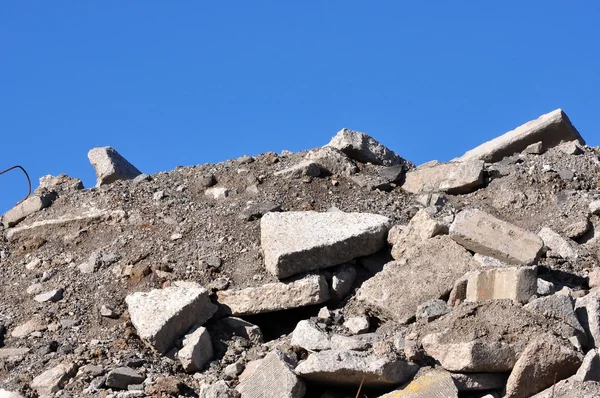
[2,108,600,397]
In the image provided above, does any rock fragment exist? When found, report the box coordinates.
[343,316,370,334]
[379,370,458,397]
[356,236,480,323]
[455,109,584,163]
[261,211,390,279]
[88,146,142,186]
[217,274,329,315]
[125,281,217,353]
[416,299,451,322]
[449,208,544,265]
[1,193,56,228]
[505,333,582,398]
[330,264,356,300]
[325,128,406,166]
[236,350,305,398]
[538,227,579,259]
[205,187,232,199]
[295,349,419,388]
[105,367,145,390]
[305,146,358,175]
[219,317,263,344]
[30,362,77,395]
[11,315,47,338]
[465,266,537,303]
[178,326,213,373]
[575,293,600,348]
[34,288,64,303]
[524,295,585,340]
[274,160,321,179]
[574,348,600,382]
[200,380,241,398]
[290,320,331,351]
[401,160,484,195]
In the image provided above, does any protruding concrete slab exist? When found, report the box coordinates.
[1,193,56,228]
[325,128,407,166]
[401,160,484,195]
[125,281,217,353]
[261,211,390,279]
[466,266,537,304]
[450,209,544,265]
[456,109,584,163]
[88,146,142,186]
[217,274,330,315]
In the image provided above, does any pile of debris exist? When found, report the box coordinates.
[2,108,600,397]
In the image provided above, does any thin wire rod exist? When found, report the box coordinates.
[0,165,31,206]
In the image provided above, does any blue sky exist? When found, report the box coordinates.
[1,2,599,213]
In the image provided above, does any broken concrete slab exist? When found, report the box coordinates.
[505,333,582,398]
[178,326,213,373]
[1,193,56,228]
[217,274,329,315]
[6,208,126,242]
[30,362,77,396]
[325,128,406,167]
[574,349,600,382]
[236,349,305,398]
[401,160,484,195]
[538,227,579,259]
[356,236,480,323]
[456,109,584,163]
[88,146,142,186]
[0,347,30,362]
[449,208,544,265]
[274,160,321,179]
[295,349,419,388]
[261,211,390,279]
[575,293,600,349]
[421,300,575,372]
[379,370,458,397]
[305,146,359,176]
[465,266,537,304]
[125,281,217,353]
[525,295,586,341]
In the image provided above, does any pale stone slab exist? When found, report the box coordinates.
[88,146,142,186]
[401,160,484,195]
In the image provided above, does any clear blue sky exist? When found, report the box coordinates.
[1,2,599,213]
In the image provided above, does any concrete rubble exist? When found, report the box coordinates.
[4,109,600,397]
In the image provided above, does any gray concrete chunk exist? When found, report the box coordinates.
[357,236,480,324]
[305,146,358,176]
[274,160,321,179]
[236,349,305,398]
[450,209,544,265]
[295,349,419,388]
[105,367,145,390]
[1,193,56,228]
[88,146,142,186]
[401,160,484,195]
[325,128,406,166]
[456,109,584,163]
[217,274,329,315]
[178,326,213,373]
[125,281,217,353]
[261,211,390,279]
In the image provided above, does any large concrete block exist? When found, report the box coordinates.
[450,209,544,265]
[456,109,584,163]
[401,160,484,195]
[466,266,537,303]
[217,274,329,315]
[125,281,217,353]
[261,211,390,279]
[1,193,56,228]
[88,146,142,186]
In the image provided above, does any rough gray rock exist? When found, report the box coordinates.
[455,109,584,163]
[357,236,480,323]
[450,372,507,392]
[466,266,537,303]
[125,281,217,353]
[505,333,582,398]
[105,367,145,390]
[274,160,321,179]
[295,349,419,388]
[0,390,24,398]
[304,146,358,176]
[538,227,579,259]
[34,288,64,303]
[177,326,213,373]
[330,264,357,301]
[401,160,484,195]
[290,320,331,351]
[574,349,600,382]
[199,380,241,398]
[30,362,77,395]
[325,128,406,166]
[450,208,544,265]
[1,193,56,228]
[343,316,370,334]
[261,211,390,279]
[217,274,330,315]
[88,146,142,186]
[219,317,263,344]
[236,350,305,398]
[416,299,451,322]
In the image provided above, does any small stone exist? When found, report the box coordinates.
[25,258,41,270]
[205,256,222,268]
[589,200,600,215]
[153,190,166,200]
[379,370,458,397]
[539,227,579,259]
[224,362,244,378]
[205,187,232,199]
[291,320,331,351]
[26,283,43,295]
[199,174,216,188]
[416,299,451,322]
[30,362,77,395]
[100,305,120,319]
[558,140,584,155]
[537,279,555,296]
[105,367,145,390]
[145,376,183,397]
[274,160,321,179]
[330,264,356,301]
[317,307,332,319]
[132,173,151,184]
[343,316,370,335]
[523,141,544,155]
[178,326,213,373]
[170,232,183,241]
[34,288,64,303]
[563,219,590,240]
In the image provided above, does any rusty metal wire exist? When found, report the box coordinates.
[0,165,31,206]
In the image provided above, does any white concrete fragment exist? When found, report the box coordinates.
[178,326,213,373]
